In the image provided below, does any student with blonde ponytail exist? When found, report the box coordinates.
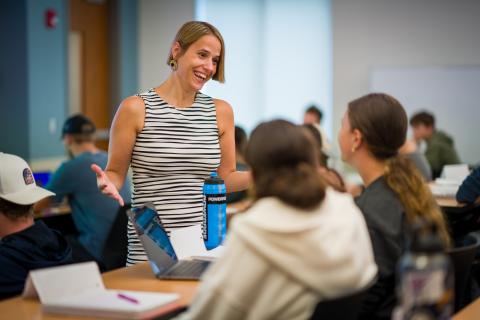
[178,120,377,320]
[338,93,451,320]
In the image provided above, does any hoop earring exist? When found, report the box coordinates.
[169,59,178,71]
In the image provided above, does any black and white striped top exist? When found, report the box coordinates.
[127,89,221,265]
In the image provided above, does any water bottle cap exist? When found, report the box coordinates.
[410,222,444,253]
[205,171,224,185]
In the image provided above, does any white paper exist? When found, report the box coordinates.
[170,224,209,260]
[441,164,470,184]
[46,289,178,313]
[430,183,459,197]
[190,245,225,261]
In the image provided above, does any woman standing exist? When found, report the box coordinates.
[92,21,249,265]
[338,93,451,319]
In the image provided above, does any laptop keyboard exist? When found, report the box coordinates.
[163,260,210,279]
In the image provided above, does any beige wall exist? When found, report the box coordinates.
[332,0,480,152]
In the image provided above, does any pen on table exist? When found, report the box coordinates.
[117,293,139,304]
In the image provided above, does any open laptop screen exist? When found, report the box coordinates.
[128,204,177,260]
[33,171,52,187]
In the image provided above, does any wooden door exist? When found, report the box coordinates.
[69,0,110,150]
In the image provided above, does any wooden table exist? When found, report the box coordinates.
[34,203,71,219]
[436,196,465,209]
[453,297,480,320]
[0,262,199,319]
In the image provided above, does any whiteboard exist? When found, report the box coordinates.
[371,66,480,165]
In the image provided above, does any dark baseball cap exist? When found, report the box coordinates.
[62,114,96,138]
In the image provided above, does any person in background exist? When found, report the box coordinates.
[398,138,432,181]
[410,111,460,179]
[338,93,451,319]
[303,104,332,154]
[302,124,346,192]
[91,21,250,265]
[178,120,377,320]
[35,115,131,264]
[226,126,249,203]
[456,167,480,204]
[0,153,72,300]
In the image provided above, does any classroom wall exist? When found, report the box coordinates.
[110,0,139,114]
[332,0,480,162]
[0,0,138,167]
[139,0,332,133]
[27,0,68,160]
[138,0,195,92]
[0,0,30,158]
[0,0,67,161]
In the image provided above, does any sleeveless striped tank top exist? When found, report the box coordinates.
[127,88,221,265]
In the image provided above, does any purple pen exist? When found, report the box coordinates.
[117,293,139,304]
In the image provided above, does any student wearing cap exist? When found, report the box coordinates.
[36,114,131,264]
[0,153,73,300]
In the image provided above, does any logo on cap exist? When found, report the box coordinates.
[23,168,35,185]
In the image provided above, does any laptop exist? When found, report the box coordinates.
[33,171,52,187]
[127,203,211,280]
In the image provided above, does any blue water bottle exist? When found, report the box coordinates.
[203,171,227,250]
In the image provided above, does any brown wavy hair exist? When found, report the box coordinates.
[348,93,451,246]
[246,120,326,210]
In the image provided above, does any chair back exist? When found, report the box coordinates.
[309,287,368,320]
[446,233,480,311]
[101,204,131,271]
[442,203,480,238]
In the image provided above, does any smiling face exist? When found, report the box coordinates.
[172,34,221,92]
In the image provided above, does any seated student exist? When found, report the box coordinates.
[35,115,131,264]
[226,126,249,204]
[410,111,460,179]
[338,93,451,319]
[302,123,346,192]
[398,138,432,181]
[0,153,72,300]
[303,104,332,154]
[456,167,480,204]
[178,120,377,320]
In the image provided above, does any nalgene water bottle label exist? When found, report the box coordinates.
[403,269,446,308]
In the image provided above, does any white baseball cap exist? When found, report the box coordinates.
[0,153,55,205]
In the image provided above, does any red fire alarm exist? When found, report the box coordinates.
[45,9,58,29]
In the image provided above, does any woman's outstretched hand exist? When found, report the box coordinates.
[91,164,125,206]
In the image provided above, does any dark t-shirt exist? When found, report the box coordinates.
[456,167,480,204]
[0,220,72,300]
[355,176,409,320]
